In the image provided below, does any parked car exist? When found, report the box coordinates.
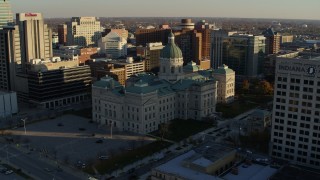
[5,170,13,175]
[98,156,109,160]
[95,139,103,143]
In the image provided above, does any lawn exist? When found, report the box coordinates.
[151,119,213,142]
[216,95,273,119]
[84,141,171,175]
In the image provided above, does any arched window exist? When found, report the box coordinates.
[179,67,182,73]
[171,67,175,73]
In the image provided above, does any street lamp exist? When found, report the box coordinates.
[21,118,27,135]
[110,121,114,139]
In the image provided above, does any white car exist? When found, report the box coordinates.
[5,170,13,175]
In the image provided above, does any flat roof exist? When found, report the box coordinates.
[269,165,320,180]
[154,150,221,180]
[223,163,277,180]
[193,142,235,162]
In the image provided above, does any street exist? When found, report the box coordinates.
[0,145,85,180]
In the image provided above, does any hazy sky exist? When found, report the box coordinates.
[10,0,320,19]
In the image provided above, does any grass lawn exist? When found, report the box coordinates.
[84,141,171,175]
[217,95,273,119]
[151,119,213,142]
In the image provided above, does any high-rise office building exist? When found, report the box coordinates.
[67,17,101,47]
[271,56,320,170]
[58,24,67,45]
[0,26,21,91]
[136,19,212,69]
[222,34,265,77]
[210,30,238,69]
[16,13,53,70]
[263,28,281,55]
[0,0,13,29]
[135,28,171,46]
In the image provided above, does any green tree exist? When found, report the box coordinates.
[159,123,169,141]
[242,80,250,93]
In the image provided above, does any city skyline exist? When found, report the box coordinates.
[10,0,320,20]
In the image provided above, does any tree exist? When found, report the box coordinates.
[259,80,273,95]
[159,123,169,141]
[242,80,250,93]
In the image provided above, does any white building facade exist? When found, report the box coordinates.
[213,64,235,104]
[271,57,320,169]
[67,17,101,47]
[92,33,218,134]
[98,31,127,58]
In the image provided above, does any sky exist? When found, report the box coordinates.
[10,0,320,20]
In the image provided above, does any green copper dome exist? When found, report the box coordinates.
[160,32,183,59]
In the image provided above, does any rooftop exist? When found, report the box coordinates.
[223,163,278,180]
[154,150,221,180]
[193,142,236,163]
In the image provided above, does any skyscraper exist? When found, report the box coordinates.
[16,13,53,70]
[222,34,265,77]
[0,0,13,29]
[210,30,237,69]
[271,56,320,170]
[67,17,101,47]
[263,28,281,55]
[58,24,67,45]
[0,26,21,91]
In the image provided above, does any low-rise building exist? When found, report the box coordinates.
[137,42,164,72]
[98,31,127,59]
[53,46,98,65]
[22,58,91,109]
[110,57,145,79]
[0,91,18,118]
[151,143,238,180]
[246,109,271,134]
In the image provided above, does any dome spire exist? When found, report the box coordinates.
[168,30,175,44]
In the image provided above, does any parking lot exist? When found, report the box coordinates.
[5,114,154,167]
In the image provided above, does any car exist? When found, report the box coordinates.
[98,156,109,160]
[95,139,103,143]
[5,170,13,175]
[82,163,86,169]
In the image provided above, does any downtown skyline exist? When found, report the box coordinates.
[10,0,320,20]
